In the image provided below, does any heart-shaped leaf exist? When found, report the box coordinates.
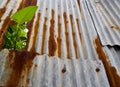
[11,6,38,24]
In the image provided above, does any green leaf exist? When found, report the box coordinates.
[11,6,38,24]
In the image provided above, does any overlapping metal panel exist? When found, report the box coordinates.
[0,0,120,87]
[104,46,120,74]
[85,0,120,46]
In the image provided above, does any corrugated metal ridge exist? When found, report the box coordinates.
[85,0,120,46]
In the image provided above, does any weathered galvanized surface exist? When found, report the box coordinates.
[86,0,120,46]
[0,0,120,87]
[0,49,109,87]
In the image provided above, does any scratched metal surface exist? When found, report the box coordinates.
[0,0,120,87]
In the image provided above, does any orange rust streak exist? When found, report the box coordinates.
[18,0,37,10]
[41,17,47,54]
[70,15,78,58]
[76,19,82,43]
[6,0,10,5]
[48,10,57,56]
[17,0,26,10]
[0,8,6,19]
[0,0,10,19]
[0,10,13,48]
[25,0,37,7]
[77,0,81,12]
[26,17,35,49]
[6,50,37,87]
[94,37,120,87]
[30,13,41,52]
[57,15,62,58]
[110,26,120,30]
[63,13,70,59]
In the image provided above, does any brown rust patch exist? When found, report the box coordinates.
[63,13,70,58]
[57,15,62,58]
[0,0,10,19]
[5,0,10,6]
[23,0,37,8]
[34,64,37,68]
[94,37,120,87]
[70,15,78,58]
[62,66,66,73]
[26,17,35,50]
[77,0,81,12]
[76,19,82,43]
[0,7,6,19]
[96,68,100,72]
[48,10,57,56]
[41,17,47,54]
[6,50,37,87]
[110,26,120,30]
[30,13,41,52]
[26,78,29,84]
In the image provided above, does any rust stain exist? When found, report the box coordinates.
[30,13,41,52]
[57,15,62,58]
[18,0,37,10]
[76,19,82,43]
[0,7,6,19]
[17,0,26,10]
[94,37,120,87]
[34,64,37,68]
[41,17,47,54]
[77,0,81,12]
[110,26,120,30]
[6,50,37,87]
[63,12,70,59]
[0,0,10,19]
[26,17,35,50]
[48,10,57,56]
[62,66,66,73]
[0,10,13,48]
[70,15,78,58]
[96,68,100,72]
[26,78,29,85]
[24,0,37,7]
[5,0,10,5]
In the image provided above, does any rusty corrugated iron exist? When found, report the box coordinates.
[0,0,120,87]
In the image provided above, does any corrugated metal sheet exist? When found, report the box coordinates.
[0,49,109,87]
[85,0,120,46]
[0,0,120,87]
